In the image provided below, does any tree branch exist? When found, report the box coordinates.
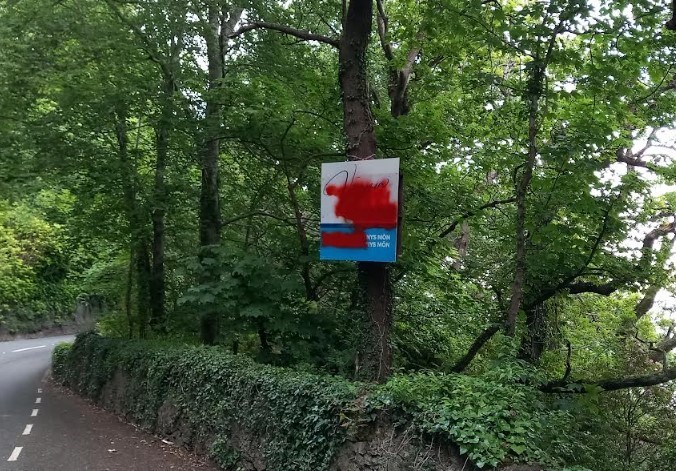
[505,17,566,335]
[375,0,393,61]
[222,211,296,227]
[615,129,659,168]
[542,366,676,393]
[439,197,516,238]
[532,212,675,308]
[566,281,618,296]
[450,323,502,372]
[103,0,173,80]
[667,0,676,30]
[376,0,422,117]
[229,21,339,48]
[651,333,676,362]
[527,201,615,308]
[634,285,660,320]
[641,220,676,253]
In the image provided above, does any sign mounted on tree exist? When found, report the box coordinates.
[320,158,400,262]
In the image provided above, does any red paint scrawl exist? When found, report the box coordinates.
[321,231,367,248]
[321,179,398,249]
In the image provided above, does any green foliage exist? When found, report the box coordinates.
[375,366,581,469]
[179,246,356,371]
[0,197,81,332]
[51,342,73,380]
[54,333,599,470]
[53,333,359,470]
[5,0,676,469]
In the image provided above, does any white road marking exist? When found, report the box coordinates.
[11,345,46,353]
[23,424,33,435]
[37,388,42,394]
[35,397,41,404]
[31,409,38,417]
[8,447,22,461]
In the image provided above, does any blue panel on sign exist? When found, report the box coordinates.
[320,226,397,262]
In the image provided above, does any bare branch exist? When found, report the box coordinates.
[635,285,660,320]
[616,129,659,168]
[222,211,296,227]
[567,281,618,296]
[450,323,502,373]
[375,0,393,61]
[439,197,516,238]
[542,366,676,393]
[229,21,339,48]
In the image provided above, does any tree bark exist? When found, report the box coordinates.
[257,318,271,353]
[504,72,539,336]
[339,0,393,383]
[199,2,224,250]
[125,246,134,339]
[286,178,317,301]
[198,6,243,344]
[339,0,377,161]
[149,78,172,331]
[136,243,152,338]
[505,20,563,335]
[229,0,391,381]
[517,304,549,363]
[114,108,151,338]
[542,365,676,393]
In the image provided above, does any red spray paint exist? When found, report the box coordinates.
[321,179,397,249]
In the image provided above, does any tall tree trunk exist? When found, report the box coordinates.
[198,2,223,344]
[136,243,152,338]
[150,78,172,331]
[198,5,243,344]
[518,304,549,363]
[505,22,563,339]
[339,0,393,383]
[125,247,134,339]
[286,176,317,301]
[504,82,538,336]
[199,5,222,251]
[114,107,151,338]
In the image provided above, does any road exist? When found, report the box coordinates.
[0,336,216,471]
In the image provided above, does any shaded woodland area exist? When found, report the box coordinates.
[3,0,676,469]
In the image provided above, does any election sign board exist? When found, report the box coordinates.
[320,158,400,262]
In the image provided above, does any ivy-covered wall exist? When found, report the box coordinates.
[52,334,581,471]
[53,333,361,470]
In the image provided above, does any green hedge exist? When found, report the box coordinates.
[53,334,583,470]
[53,333,359,470]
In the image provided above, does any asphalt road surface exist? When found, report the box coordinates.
[0,336,216,471]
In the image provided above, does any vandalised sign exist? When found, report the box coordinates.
[320,158,400,262]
